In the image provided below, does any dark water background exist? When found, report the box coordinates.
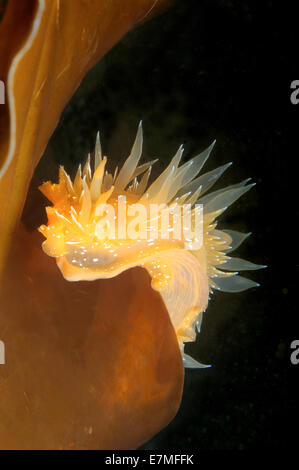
[28,0,296,450]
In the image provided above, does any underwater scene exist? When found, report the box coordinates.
[0,0,296,456]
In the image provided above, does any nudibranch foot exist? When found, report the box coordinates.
[39,122,265,367]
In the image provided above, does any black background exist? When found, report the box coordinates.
[28,0,296,451]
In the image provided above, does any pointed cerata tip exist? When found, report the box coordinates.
[96,131,101,146]
[243,182,256,192]
[205,139,216,157]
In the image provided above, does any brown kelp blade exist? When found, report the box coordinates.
[0,0,172,277]
[0,226,183,449]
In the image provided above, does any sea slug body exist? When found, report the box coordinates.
[39,122,265,367]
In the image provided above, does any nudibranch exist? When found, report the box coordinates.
[39,122,265,367]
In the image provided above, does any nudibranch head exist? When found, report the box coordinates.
[39,122,265,366]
